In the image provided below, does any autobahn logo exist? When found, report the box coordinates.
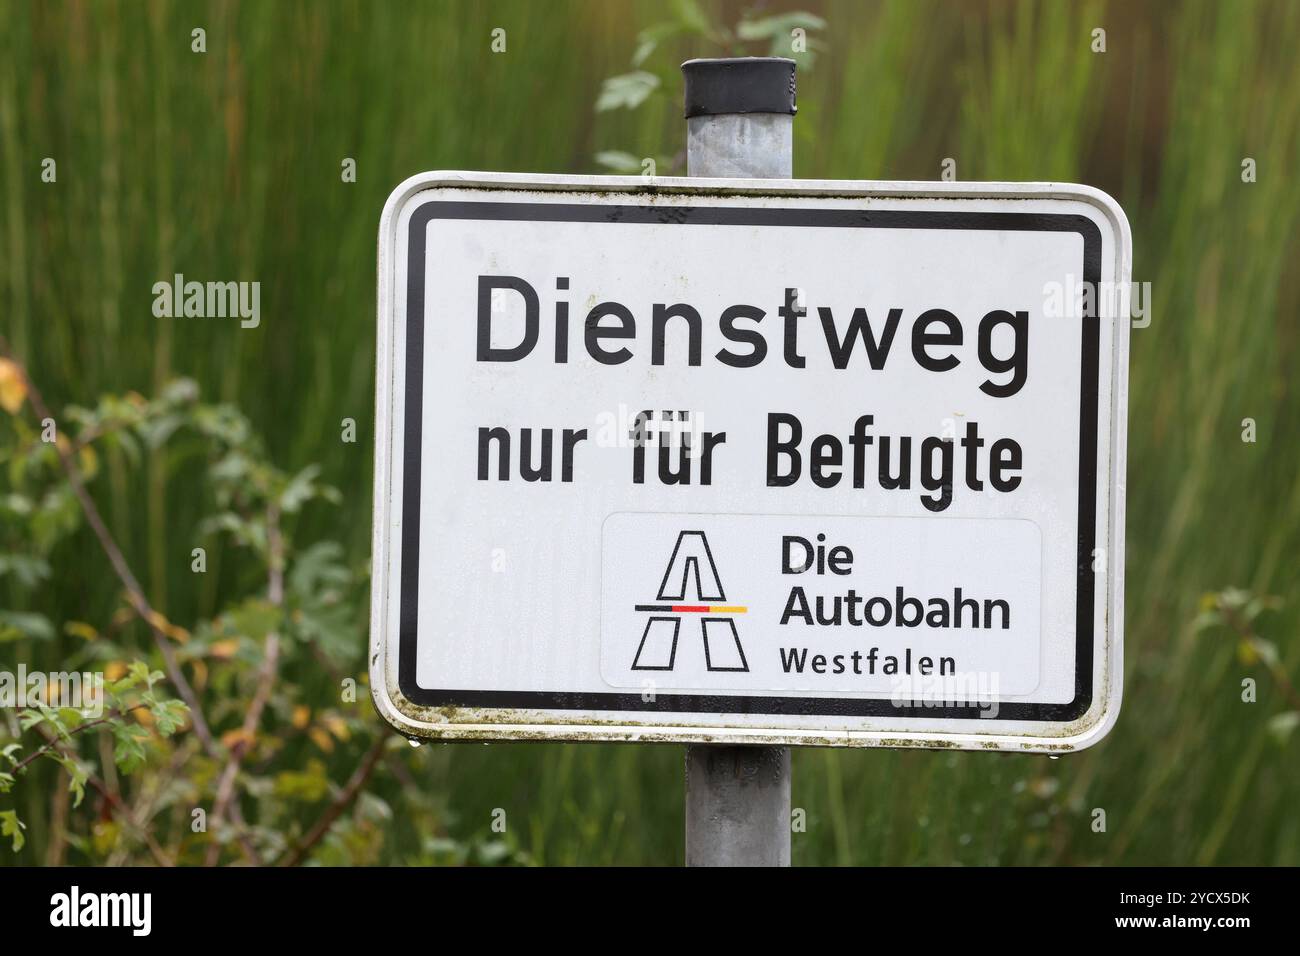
[631,530,749,672]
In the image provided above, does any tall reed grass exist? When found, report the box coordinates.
[2,0,1296,864]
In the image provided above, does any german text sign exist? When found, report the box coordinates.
[370,172,1130,751]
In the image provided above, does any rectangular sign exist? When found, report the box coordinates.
[369,171,1130,751]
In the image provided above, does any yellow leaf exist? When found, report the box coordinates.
[291,705,311,729]
[307,727,334,753]
[104,660,127,681]
[64,620,100,641]
[91,820,120,856]
[141,609,190,643]
[134,707,155,727]
[221,728,256,751]
[78,443,99,479]
[323,714,351,741]
[209,638,240,659]
[0,358,27,414]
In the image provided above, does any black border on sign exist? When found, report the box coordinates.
[396,199,1102,722]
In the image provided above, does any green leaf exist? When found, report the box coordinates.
[191,402,253,448]
[101,427,142,468]
[128,660,163,691]
[1243,595,1282,624]
[670,0,715,38]
[737,12,825,68]
[1248,637,1280,668]
[30,484,82,553]
[288,541,350,594]
[1192,608,1224,632]
[736,12,827,42]
[0,809,25,852]
[1267,711,1300,746]
[631,22,681,67]
[158,377,200,406]
[228,598,283,644]
[280,464,338,513]
[199,510,267,554]
[55,755,88,808]
[596,71,660,112]
[18,703,57,732]
[273,759,330,802]
[287,542,359,666]
[135,411,185,450]
[0,553,51,589]
[0,493,34,518]
[1223,588,1251,608]
[112,722,150,773]
[208,450,255,486]
[149,698,190,737]
[0,610,56,642]
[594,150,647,174]
[106,673,143,695]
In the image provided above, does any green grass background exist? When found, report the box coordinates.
[2,0,1298,864]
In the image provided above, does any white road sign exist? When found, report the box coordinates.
[370,171,1130,752]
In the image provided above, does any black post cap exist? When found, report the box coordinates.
[682,57,797,118]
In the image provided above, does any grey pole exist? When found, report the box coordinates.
[683,57,794,179]
[681,57,795,868]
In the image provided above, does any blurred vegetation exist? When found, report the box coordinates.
[0,0,1297,865]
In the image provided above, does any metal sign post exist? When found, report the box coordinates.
[681,57,796,868]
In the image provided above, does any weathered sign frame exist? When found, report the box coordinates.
[370,171,1130,753]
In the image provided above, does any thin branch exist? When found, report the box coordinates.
[0,338,261,864]
[98,723,120,796]
[85,772,176,867]
[11,704,147,773]
[144,740,199,864]
[29,721,175,867]
[279,738,386,867]
[45,780,68,866]
[204,502,284,866]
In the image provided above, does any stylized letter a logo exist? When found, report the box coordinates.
[631,531,748,673]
